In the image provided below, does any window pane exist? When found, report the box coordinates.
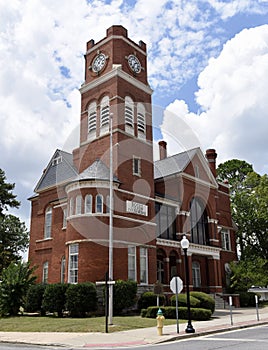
[85,195,92,213]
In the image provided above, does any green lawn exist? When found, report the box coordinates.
[0,315,183,333]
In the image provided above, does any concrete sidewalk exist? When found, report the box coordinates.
[0,307,267,348]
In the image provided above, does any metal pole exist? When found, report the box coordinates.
[229,296,233,326]
[255,295,260,321]
[175,278,179,333]
[183,248,195,333]
[105,271,109,333]
[108,113,113,325]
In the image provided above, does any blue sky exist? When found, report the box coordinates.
[0,0,268,227]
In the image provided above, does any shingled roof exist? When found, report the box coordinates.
[34,150,78,192]
[154,148,198,179]
[72,158,120,183]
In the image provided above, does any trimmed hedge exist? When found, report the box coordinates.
[42,283,69,317]
[65,282,97,317]
[170,294,200,308]
[190,292,215,314]
[113,280,137,314]
[141,306,211,320]
[138,292,165,310]
[25,284,46,315]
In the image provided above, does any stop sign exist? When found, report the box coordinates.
[170,276,183,294]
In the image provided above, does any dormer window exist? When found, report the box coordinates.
[52,156,62,166]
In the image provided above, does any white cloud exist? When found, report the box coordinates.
[0,0,268,227]
[161,25,268,174]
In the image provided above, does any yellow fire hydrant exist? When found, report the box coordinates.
[156,308,165,336]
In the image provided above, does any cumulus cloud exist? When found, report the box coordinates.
[161,25,268,174]
[0,0,268,225]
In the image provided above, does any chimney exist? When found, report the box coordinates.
[205,149,217,177]
[159,141,167,160]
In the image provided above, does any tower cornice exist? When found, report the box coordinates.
[80,65,153,95]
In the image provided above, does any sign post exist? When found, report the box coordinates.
[170,276,183,334]
[96,274,115,333]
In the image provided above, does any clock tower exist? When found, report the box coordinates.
[69,25,156,283]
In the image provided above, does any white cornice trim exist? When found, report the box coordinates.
[66,180,119,194]
[86,35,147,56]
[80,66,153,95]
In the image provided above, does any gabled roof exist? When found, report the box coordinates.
[154,148,198,179]
[72,158,120,183]
[154,147,218,186]
[34,150,78,192]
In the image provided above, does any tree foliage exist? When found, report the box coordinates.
[0,168,29,274]
[0,261,36,316]
[217,159,268,290]
[0,169,20,217]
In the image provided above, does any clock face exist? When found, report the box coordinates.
[92,53,106,73]
[127,54,141,74]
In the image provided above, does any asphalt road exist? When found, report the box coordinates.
[1,325,268,350]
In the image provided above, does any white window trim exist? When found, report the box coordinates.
[44,207,52,239]
[42,261,48,284]
[68,244,79,284]
[140,247,148,285]
[62,207,67,229]
[75,195,82,215]
[85,194,93,214]
[221,228,231,251]
[96,194,103,213]
[128,246,137,281]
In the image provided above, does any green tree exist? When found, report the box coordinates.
[0,168,29,274]
[0,169,20,217]
[0,215,29,272]
[0,261,36,316]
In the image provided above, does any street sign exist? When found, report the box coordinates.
[170,276,183,294]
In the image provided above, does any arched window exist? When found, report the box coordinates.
[42,261,49,284]
[75,195,82,215]
[157,249,166,284]
[125,96,134,135]
[137,103,146,139]
[69,197,74,216]
[96,194,103,213]
[190,197,209,245]
[61,256,66,283]
[88,102,97,140]
[106,195,110,214]
[100,96,110,135]
[192,261,201,288]
[44,207,52,239]
[85,194,92,214]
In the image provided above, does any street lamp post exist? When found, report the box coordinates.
[181,235,195,334]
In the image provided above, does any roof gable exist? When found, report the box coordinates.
[154,147,218,187]
[34,150,78,192]
[73,159,120,183]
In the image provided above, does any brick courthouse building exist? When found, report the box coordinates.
[28,26,237,295]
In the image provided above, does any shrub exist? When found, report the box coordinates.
[190,292,215,313]
[0,261,36,316]
[137,292,165,310]
[113,280,137,314]
[141,306,211,320]
[42,283,68,317]
[170,294,200,308]
[25,284,46,315]
[65,282,97,317]
[239,291,259,307]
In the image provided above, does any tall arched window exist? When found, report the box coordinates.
[69,197,74,216]
[61,256,66,283]
[75,195,82,215]
[96,194,103,213]
[100,96,110,135]
[190,197,209,245]
[137,103,146,139]
[88,102,97,140]
[125,96,134,135]
[192,261,201,288]
[106,195,110,214]
[85,194,92,214]
[42,261,49,284]
[44,207,52,239]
